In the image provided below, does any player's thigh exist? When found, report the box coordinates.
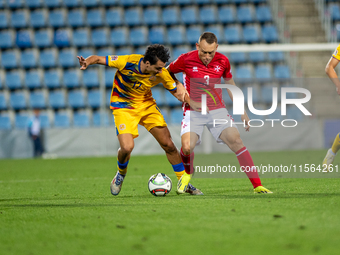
[181,132,199,153]
[113,109,140,138]
[219,127,244,152]
[207,108,236,144]
[181,110,205,146]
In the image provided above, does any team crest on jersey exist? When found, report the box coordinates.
[110,55,118,61]
[149,75,156,81]
[214,65,222,72]
[193,66,198,72]
[119,124,126,131]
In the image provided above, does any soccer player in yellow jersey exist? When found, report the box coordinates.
[77,44,203,195]
[323,44,340,170]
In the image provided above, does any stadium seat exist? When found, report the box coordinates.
[110,27,128,47]
[25,70,43,89]
[330,3,340,21]
[15,113,30,129]
[156,0,174,5]
[256,5,272,23]
[162,6,180,25]
[83,0,99,7]
[0,30,15,49]
[16,30,33,48]
[68,9,85,28]
[87,90,101,108]
[213,0,232,4]
[144,7,161,26]
[229,52,247,64]
[49,90,66,109]
[120,0,137,7]
[105,70,115,87]
[0,11,9,29]
[30,9,47,28]
[68,90,86,108]
[0,115,11,130]
[268,51,285,62]
[262,24,279,43]
[243,24,261,43]
[97,47,114,57]
[181,6,198,25]
[59,48,77,68]
[160,107,169,123]
[134,47,145,55]
[10,91,27,110]
[40,48,58,68]
[39,111,52,128]
[186,26,203,44]
[91,28,109,47]
[62,0,80,8]
[26,0,42,9]
[124,7,143,26]
[199,5,217,25]
[73,112,90,127]
[29,91,47,109]
[224,25,242,44]
[8,0,24,9]
[44,0,61,8]
[242,86,260,104]
[34,29,53,48]
[6,70,23,90]
[1,50,19,69]
[129,27,148,46]
[44,69,62,89]
[54,112,71,128]
[218,5,236,24]
[139,0,156,6]
[83,69,99,88]
[106,90,112,105]
[73,28,90,47]
[176,0,193,5]
[54,28,72,47]
[248,51,266,63]
[115,47,133,55]
[63,69,81,88]
[106,8,124,27]
[167,26,187,45]
[196,0,212,5]
[255,64,273,81]
[274,64,291,80]
[169,108,183,125]
[237,5,255,23]
[49,9,66,28]
[149,26,167,44]
[205,25,224,43]
[11,10,29,28]
[0,92,7,110]
[78,48,94,58]
[21,49,39,69]
[234,65,253,83]
[87,9,104,27]
[102,0,119,6]
[151,88,164,106]
[172,45,191,60]
[93,111,110,126]
[261,84,277,104]
[164,91,182,107]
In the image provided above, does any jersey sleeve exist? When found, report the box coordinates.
[106,55,129,70]
[168,54,186,73]
[159,68,177,91]
[223,60,233,80]
[332,44,340,61]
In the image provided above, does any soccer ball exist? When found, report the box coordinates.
[148,173,172,196]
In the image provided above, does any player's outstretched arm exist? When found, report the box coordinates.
[325,57,340,95]
[77,55,106,70]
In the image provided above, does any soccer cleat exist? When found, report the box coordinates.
[110,171,125,196]
[254,186,273,194]
[323,148,335,172]
[186,183,204,195]
[177,172,192,194]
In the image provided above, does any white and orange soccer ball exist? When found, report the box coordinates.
[148,173,172,196]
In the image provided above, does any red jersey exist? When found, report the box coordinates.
[168,50,232,111]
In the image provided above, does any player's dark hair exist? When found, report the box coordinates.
[199,32,218,44]
[143,44,171,65]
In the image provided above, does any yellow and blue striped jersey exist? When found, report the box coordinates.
[332,44,340,61]
[106,54,177,109]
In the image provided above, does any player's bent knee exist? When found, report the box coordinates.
[120,144,134,154]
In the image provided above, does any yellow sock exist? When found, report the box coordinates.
[117,160,128,176]
[175,170,185,180]
[331,133,340,154]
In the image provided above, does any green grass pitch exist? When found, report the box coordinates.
[1,149,340,255]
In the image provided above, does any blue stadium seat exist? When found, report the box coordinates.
[25,70,42,89]
[0,92,7,110]
[139,0,156,6]
[30,9,47,29]
[261,84,277,104]
[26,0,42,9]
[54,112,71,128]
[181,6,198,25]
[255,64,272,81]
[124,7,143,26]
[1,50,19,69]
[234,65,253,83]
[167,26,186,45]
[129,27,148,46]
[88,90,101,108]
[249,0,267,3]
[242,86,261,104]
[249,51,266,63]
[16,30,33,48]
[160,107,169,123]
[0,11,9,29]
[149,26,167,44]
[115,47,133,55]
[164,91,181,107]
[110,27,128,47]
[44,0,61,8]
[68,9,85,28]
[229,52,247,64]
[10,91,27,110]
[199,6,217,25]
[176,0,193,5]
[49,90,66,109]
[232,0,248,4]
[49,9,67,28]
[8,0,24,9]
[44,69,62,89]
[170,108,183,125]
[224,25,242,44]
[262,24,279,43]
[34,29,53,48]
[21,49,39,69]
[15,113,30,129]
[91,28,109,47]
[83,69,99,88]
[144,7,161,26]
[83,0,98,7]
[162,6,180,25]
[156,0,174,5]
[68,90,86,108]
[59,48,77,68]
[172,45,190,60]
[102,0,119,6]
[151,88,164,106]
[54,29,72,47]
[87,9,104,27]
[268,51,285,62]
[330,3,340,21]
[213,0,231,3]
[6,70,23,90]
[40,49,58,68]
[243,24,261,43]
[106,90,112,105]
[63,69,81,88]
[106,8,123,27]
[274,64,291,80]
[256,5,272,23]
[93,111,110,126]
[218,6,236,24]
[237,5,255,23]
[186,25,203,44]
[205,25,224,43]
[11,10,28,28]
[0,115,12,130]
[78,48,94,58]
[105,70,115,87]
[39,112,51,128]
[97,47,114,57]
[196,0,211,4]
[30,91,47,109]
[0,30,15,49]
[73,28,90,47]
[134,47,145,55]
[62,0,80,8]
[120,0,137,7]
[73,112,90,127]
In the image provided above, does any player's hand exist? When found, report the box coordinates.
[241,114,250,131]
[174,81,187,102]
[77,56,88,70]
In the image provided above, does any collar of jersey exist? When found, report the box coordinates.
[138,57,144,74]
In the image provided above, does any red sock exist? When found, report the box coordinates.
[236,147,262,188]
[180,148,194,174]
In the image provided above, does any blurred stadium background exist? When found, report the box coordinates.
[0,0,339,158]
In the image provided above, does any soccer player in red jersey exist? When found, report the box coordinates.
[167,32,272,194]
